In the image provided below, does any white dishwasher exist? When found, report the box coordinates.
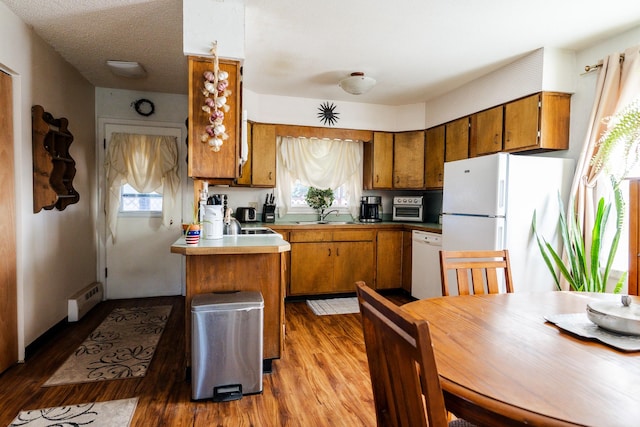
[411,230,442,299]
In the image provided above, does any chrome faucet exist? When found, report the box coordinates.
[320,209,340,222]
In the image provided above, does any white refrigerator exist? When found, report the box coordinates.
[442,153,575,294]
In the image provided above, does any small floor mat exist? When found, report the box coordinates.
[44,305,171,386]
[306,297,359,316]
[9,397,138,427]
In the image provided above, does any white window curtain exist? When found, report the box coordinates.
[105,133,180,242]
[275,136,363,218]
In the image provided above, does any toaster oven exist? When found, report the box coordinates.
[392,196,424,222]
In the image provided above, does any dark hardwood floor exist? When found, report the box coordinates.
[0,292,412,426]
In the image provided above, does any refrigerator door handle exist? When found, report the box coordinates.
[497,223,504,248]
[498,178,506,209]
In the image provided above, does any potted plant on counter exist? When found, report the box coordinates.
[533,98,640,293]
[305,187,335,222]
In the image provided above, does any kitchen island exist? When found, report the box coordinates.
[171,233,291,368]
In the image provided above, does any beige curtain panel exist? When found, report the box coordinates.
[105,133,180,242]
[276,136,363,218]
[567,45,640,288]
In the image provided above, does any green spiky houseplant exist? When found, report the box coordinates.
[533,99,640,292]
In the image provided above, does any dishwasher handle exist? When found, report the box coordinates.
[412,231,442,246]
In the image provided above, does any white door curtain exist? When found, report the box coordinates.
[105,133,180,242]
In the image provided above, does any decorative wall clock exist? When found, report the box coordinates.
[317,102,340,126]
[133,98,155,117]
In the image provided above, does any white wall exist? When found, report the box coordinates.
[1,3,96,358]
[424,48,577,128]
[244,90,426,131]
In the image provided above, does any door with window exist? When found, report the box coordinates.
[100,122,184,299]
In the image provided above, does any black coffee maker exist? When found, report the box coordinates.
[359,196,382,222]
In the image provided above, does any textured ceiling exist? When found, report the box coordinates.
[3,0,640,105]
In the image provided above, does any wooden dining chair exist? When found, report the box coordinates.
[439,250,514,296]
[355,281,474,427]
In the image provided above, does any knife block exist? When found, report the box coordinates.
[262,204,276,223]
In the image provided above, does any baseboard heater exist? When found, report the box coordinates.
[68,282,104,322]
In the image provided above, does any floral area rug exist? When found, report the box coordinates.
[43,306,171,386]
[8,398,138,427]
[306,297,360,316]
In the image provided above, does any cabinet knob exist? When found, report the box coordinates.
[336,247,340,256]
[328,248,331,257]
[268,171,273,180]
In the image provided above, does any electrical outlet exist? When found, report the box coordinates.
[248,202,258,209]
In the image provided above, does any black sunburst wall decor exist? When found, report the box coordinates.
[317,102,340,126]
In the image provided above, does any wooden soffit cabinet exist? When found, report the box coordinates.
[188,56,241,180]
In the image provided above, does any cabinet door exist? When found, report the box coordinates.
[425,125,445,189]
[445,117,469,162]
[393,130,425,189]
[333,241,375,293]
[471,105,503,157]
[504,93,539,152]
[235,121,252,186]
[402,230,413,293]
[371,132,393,189]
[376,231,403,290]
[188,57,240,179]
[251,123,277,187]
[289,242,333,295]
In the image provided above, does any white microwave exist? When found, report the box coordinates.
[392,196,424,222]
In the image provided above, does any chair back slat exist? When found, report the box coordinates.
[356,282,449,427]
[440,250,514,296]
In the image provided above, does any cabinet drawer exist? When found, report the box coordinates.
[289,230,333,242]
[332,230,375,242]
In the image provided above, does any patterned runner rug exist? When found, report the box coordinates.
[9,398,138,427]
[44,306,171,386]
[307,297,360,316]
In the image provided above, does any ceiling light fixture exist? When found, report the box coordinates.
[106,60,147,78]
[338,72,376,95]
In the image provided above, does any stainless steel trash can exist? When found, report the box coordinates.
[191,291,264,401]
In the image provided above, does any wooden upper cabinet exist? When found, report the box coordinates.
[471,105,503,157]
[364,132,393,189]
[504,92,570,152]
[235,121,252,186]
[393,130,425,189]
[445,117,469,162]
[251,123,277,187]
[188,56,241,179]
[425,125,445,189]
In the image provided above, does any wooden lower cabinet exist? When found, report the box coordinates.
[184,252,286,363]
[376,230,403,290]
[289,230,375,295]
[402,230,413,293]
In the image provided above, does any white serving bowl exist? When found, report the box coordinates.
[586,298,640,336]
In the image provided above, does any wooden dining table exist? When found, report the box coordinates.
[402,291,640,427]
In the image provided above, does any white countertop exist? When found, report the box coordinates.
[171,232,291,255]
